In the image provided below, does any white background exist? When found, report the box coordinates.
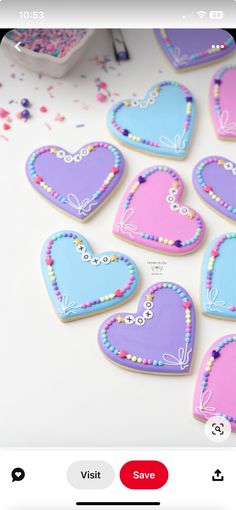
[0,29,235,447]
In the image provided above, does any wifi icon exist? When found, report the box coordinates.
[196,10,207,18]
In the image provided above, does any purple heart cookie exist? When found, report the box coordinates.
[26,142,124,220]
[155,29,235,71]
[192,156,236,223]
[98,282,195,374]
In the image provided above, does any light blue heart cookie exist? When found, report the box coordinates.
[41,230,138,321]
[108,81,195,159]
[201,232,236,320]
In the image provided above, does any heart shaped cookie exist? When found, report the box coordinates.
[108,82,195,159]
[41,230,138,321]
[201,233,236,320]
[98,282,195,374]
[193,156,236,223]
[193,335,236,431]
[26,142,124,221]
[210,65,236,139]
[113,165,205,255]
[155,29,235,71]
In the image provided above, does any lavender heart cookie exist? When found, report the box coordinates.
[193,156,236,223]
[26,142,124,220]
[98,282,195,374]
[155,29,235,71]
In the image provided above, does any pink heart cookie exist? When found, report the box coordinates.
[210,65,236,139]
[193,335,236,431]
[113,165,205,255]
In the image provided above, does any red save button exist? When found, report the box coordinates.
[120,460,168,490]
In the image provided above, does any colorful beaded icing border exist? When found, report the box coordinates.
[197,336,236,423]
[45,232,137,317]
[101,282,193,371]
[159,29,234,67]
[116,166,203,249]
[205,233,236,313]
[213,66,236,136]
[28,143,122,218]
[195,157,236,217]
[110,82,193,153]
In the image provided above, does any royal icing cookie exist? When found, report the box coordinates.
[98,282,195,374]
[26,143,124,221]
[201,233,236,320]
[113,165,205,255]
[41,231,138,321]
[193,335,236,431]
[192,156,236,223]
[107,82,195,159]
[155,29,235,71]
[210,65,236,139]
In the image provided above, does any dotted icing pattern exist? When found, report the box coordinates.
[116,166,203,249]
[44,232,137,317]
[100,282,193,371]
[198,336,236,423]
[159,29,234,66]
[205,233,236,314]
[212,66,236,137]
[27,143,121,218]
[110,82,193,151]
[195,156,236,219]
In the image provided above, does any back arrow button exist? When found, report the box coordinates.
[15,42,21,52]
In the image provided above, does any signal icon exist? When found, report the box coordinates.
[196,10,207,19]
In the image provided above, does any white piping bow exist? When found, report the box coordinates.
[218,110,236,136]
[159,130,187,153]
[116,208,138,239]
[66,193,97,216]
[196,390,216,419]
[206,288,227,312]
[162,343,192,371]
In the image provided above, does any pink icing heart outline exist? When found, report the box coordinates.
[113,165,205,255]
[193,335,236,431]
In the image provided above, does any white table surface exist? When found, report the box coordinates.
[0,29,235,447]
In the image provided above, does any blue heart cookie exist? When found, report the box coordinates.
[41,230,138,321]
[108,81,195,159]
[201,232,236,320]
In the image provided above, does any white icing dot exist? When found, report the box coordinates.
[131,100,139,107]
[143,310,153,320]
[150,89,158,98]
[74,154,82,162]
[76,244,86,253]
[57,150,65,159]
[81,252,91,261]
[140,101,148,108]
[80,148,89,157]
[101,255,110,264]
[135,316,145,326]
[91,257,101,265]
[144,300,153,309]
[170,203,180,211]
[180,206,189,215]
[125,315,135,324]
[147,97,155,105]
[64,155,73,163]
[224,162,234,170]
[166,195,175,203]
[169,187,178,196]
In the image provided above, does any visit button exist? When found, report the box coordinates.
[120,460,168,490]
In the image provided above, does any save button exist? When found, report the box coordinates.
[120,460,168,490]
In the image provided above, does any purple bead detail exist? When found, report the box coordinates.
[174,240,182,247]
[138,176,146,183]
[212,350,220,359]
[123,129,129,136]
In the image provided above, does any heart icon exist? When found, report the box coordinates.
[26,142,124,220]
[41,230,138,321]
[108,82,195,159]
[193,156,236,223]
[113,165,205,255]
[201,233,236,320]
[98,282,195,374]
[210,65,236,139]
[193,335,236,431]
[155,29,235,71]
